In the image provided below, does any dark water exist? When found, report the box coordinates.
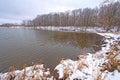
[0,28,102,72]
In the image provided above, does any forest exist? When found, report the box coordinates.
[22,1,120,30]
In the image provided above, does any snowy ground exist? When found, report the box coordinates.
[38,26,106,33]
[0,64,53,80]
[1,26,119,32]
[55,32,120,80]
[36,26,119,33]
[0,27,120,80]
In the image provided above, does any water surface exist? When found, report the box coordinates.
[0,28,102,72]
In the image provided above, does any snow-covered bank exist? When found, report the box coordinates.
[38,26,106,33]
[0,26,33,29]
[55,33,120,80]
[35,26,119,33]
[0,64,53,80]
[1,26,119,33]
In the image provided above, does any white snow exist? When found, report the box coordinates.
[55,32,120,80]
[38,26,107,33]
[0,64,53,80]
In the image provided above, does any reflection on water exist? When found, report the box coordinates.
[0,28,103,72]
[51,32,102,53]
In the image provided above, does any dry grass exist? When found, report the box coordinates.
[95,53,104,59]
[114,32,120,34]
[5,66,16,80]
[94,71,108,80]
[77,53,88,60]
[101,44,120,72]
[77,61,88,71]
[23,64,26,80]
[0,64,52,80]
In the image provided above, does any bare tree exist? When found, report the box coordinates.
[22,0,120,31]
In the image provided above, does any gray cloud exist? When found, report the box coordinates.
[0,0,102,24]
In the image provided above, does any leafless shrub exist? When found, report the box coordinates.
[77,61,88,71]
[95,53,104,59]
[23,64,26,80]
[94,71,107,80]
[101,48,120,72]
[77,53,88,60]
[6,66,16,80]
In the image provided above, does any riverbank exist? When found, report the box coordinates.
[38,26,106,33]
[0,27,120,80]
[0,26,119,33]
[55,32,120,80]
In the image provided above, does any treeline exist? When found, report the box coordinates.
[22,1,120,30]
[0,23,20,27]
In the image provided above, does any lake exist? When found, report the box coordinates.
[0,27,103,72]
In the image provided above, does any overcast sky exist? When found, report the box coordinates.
[0,0,102,24]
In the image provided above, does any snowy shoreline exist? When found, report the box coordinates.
[0,26,110,33]
[0,27,120,80]
[55,32,120,80]
[38,26,106,33]
[0,26,119,33]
